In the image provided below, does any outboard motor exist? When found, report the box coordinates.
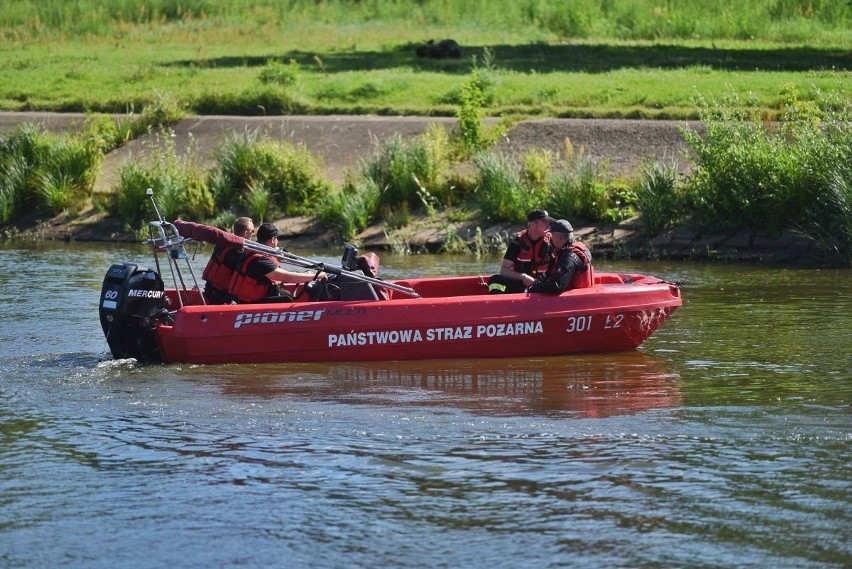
[99,262,167,362]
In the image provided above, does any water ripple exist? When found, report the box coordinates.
[2,251,850,568]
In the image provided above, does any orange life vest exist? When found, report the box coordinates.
[202,245,239,293]
[514,230,552,277]
[228,253,280,303]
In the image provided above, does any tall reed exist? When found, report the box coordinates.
[636,161,683,235]
[314,176,381,240]
[473,152,526,223]
[209,130,329,216]
[0,123,101,221]
[360,128,449,212]
[110,129,212,228]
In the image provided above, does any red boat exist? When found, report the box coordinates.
[99,214,682,365]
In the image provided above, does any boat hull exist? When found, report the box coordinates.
[153,274,682,364]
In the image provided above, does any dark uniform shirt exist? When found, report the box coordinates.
[528,247,584,294]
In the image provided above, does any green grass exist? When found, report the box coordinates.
[3,0,851,43]
[2,39,847,119]
[1,1,850,119]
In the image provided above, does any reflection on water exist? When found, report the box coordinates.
[194,353,681,418]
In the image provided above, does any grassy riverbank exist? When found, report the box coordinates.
[1,1,850,119]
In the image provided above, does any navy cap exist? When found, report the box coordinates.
[526,209,552,222]
[548,219,574,235]
[256,222,280,242]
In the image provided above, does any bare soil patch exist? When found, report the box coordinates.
[495,118,699,177]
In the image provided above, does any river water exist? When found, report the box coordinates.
[1,241,849,568]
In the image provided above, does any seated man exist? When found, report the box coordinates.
[228,223,328,304]
[528,219,592,294]
[202,216,254,304]
[488,209,553,294]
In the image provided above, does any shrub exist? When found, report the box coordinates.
[0,123,101,220]
[543,169,581,221]
[473,151,526,223]
[110,129,213,228]
[242,182,275,224]
[38,172,76,214]
[457,72,486,154]
[258,59,300,87]
[543,152,609,222]
[192,87,308,116]
[473,146,619,225]
[521,148,554,206]
[803,165,852,265]
[570,155,610,221]
[210,131,254,207]
[209,130,330,216]
[0,154,26,223]
[134,91,185,136]
[360,130,448,212]
[314,175,381,240]
[636,161,682,235]
[111,162,158,227]
[680,89,852,236]
[418,125,455,205]
[604,179,638,223]
[442,170,477,208]
[83,112,121,154]
[83,111,145,154]
[454,49,501,154]
[208,210,237,232]
[255,140,329,214]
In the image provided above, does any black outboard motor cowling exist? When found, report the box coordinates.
[99,263,166,362]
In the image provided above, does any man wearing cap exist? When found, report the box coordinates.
[488,208,554,294]
[528,219,592,294]
[202,216,254,304]
[228,222,328,304]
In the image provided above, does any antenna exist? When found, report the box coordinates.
[146,188,164,223]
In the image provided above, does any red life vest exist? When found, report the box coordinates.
[549,241,591,272]
[202,245,238,293]
[569,241,592,270]
[514,230,552,277]
[544,241,593,288]
[228,253,280,303]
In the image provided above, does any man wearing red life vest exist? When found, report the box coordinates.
[488,208,554,294]
[202,216,255,304]
[528,219,592,294]
[228,222,328,304]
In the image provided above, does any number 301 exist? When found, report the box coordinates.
[566,315,593,332]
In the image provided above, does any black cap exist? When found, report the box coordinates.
[256,222,280,242]
[548,219,574,235]
[527,209,551,222]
